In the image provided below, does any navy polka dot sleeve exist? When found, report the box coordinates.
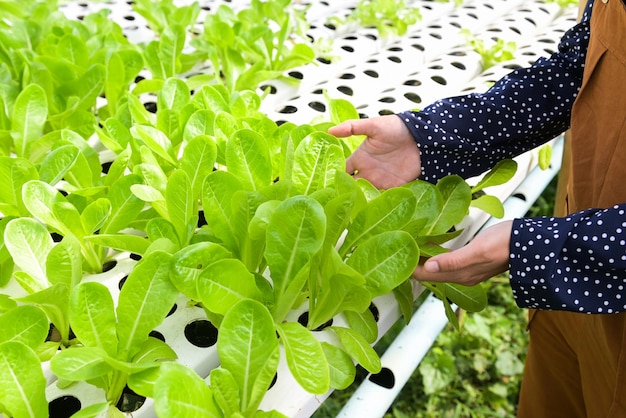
[397,1,626,314]
[398,1,592,183]
[510,206,626,313]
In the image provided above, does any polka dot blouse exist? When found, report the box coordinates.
[399,0,626,314]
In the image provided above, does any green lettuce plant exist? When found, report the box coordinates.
[49,251,179,416]
[0,305,49,418]
[0,1,526,416]
[328,0,422,38]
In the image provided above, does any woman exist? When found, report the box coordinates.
[329,0,626,416]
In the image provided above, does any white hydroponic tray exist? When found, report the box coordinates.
[45,0,580,416]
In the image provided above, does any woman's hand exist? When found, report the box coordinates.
[413,221,513,286]
[328,115,422,189]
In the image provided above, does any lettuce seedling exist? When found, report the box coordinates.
[0,305,49,418]
[50,251,179,414]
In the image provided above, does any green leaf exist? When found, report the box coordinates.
[0,157,37,216]
[265,196,326,320]
[218,299,279,415]
[209,367,241,416]
[403,180,440,228]
[166,170,196,246]
[70,282,118,357]
[132,337,178,364]
[50,346,113,381]
[70,64,107,112]
[291,132,344,195]
[22,180,77,238]
[201,170,244,252]
[346,230,419,297]
[197,258,264,315]
[0,341,48,418]
[66,402,109,418]
[11,83,47,158]
[341,187,415,255]
[225,128,273,191]
[37,144,79,186]
[495,350,524,376]
[277,322,329,394]
[343,309,378,344]
[419,347,456,395]
[81,198,112,235]
[85,234,150,256]
[444,283,488,313]
[158,77,190,111]
[58,33,89,68]
[0,305,48,349]
[131,125,177,166]
[470,194,504,218]
[180,135,217,198]
[470,159,517,193]
[393,279,415,324]
[321,341,356,390]
[324,91,363,152]
[331,326,381,374]
[17,284,71,345]
[538,145,552,171]
[427,175,472,235]
[170,241,232,301]
[154,362,220,418]
[308,251,370,330]
[159,25,185,78]
[183,110,215,142]
[101,174,145,234]
[4,217,54,288]
[116,251,178,361]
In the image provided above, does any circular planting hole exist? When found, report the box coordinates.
[185,319,218,348]
[403,79,422,87]
[369,302,380,322]
[337,85,353,96]
[143,101,157,113]
[116,385,146,413]
[404,92,422,104]
[50,232,64,242]
[368,367,395,389]
[269,372,278,390]
[287,71,303,80]
[149,330,165,342]
[451,61,466,70]
[308,101,326,112]
[278,105,298,114]
[259,84,277,94]
[48,395,81,418]
[101,161,112,174]
[102,259,117,272]
[167,303,178,317]
[431,75,447,86]
[198,210,207,227]
[297,311,333,331]
[118,275,128,290]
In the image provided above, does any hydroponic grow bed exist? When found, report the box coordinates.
[0,0,578,416]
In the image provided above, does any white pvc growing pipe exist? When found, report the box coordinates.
[337,135,565,417]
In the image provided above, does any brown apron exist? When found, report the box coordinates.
[517,1,626,417]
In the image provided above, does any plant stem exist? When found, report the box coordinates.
[106,370,129,406]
